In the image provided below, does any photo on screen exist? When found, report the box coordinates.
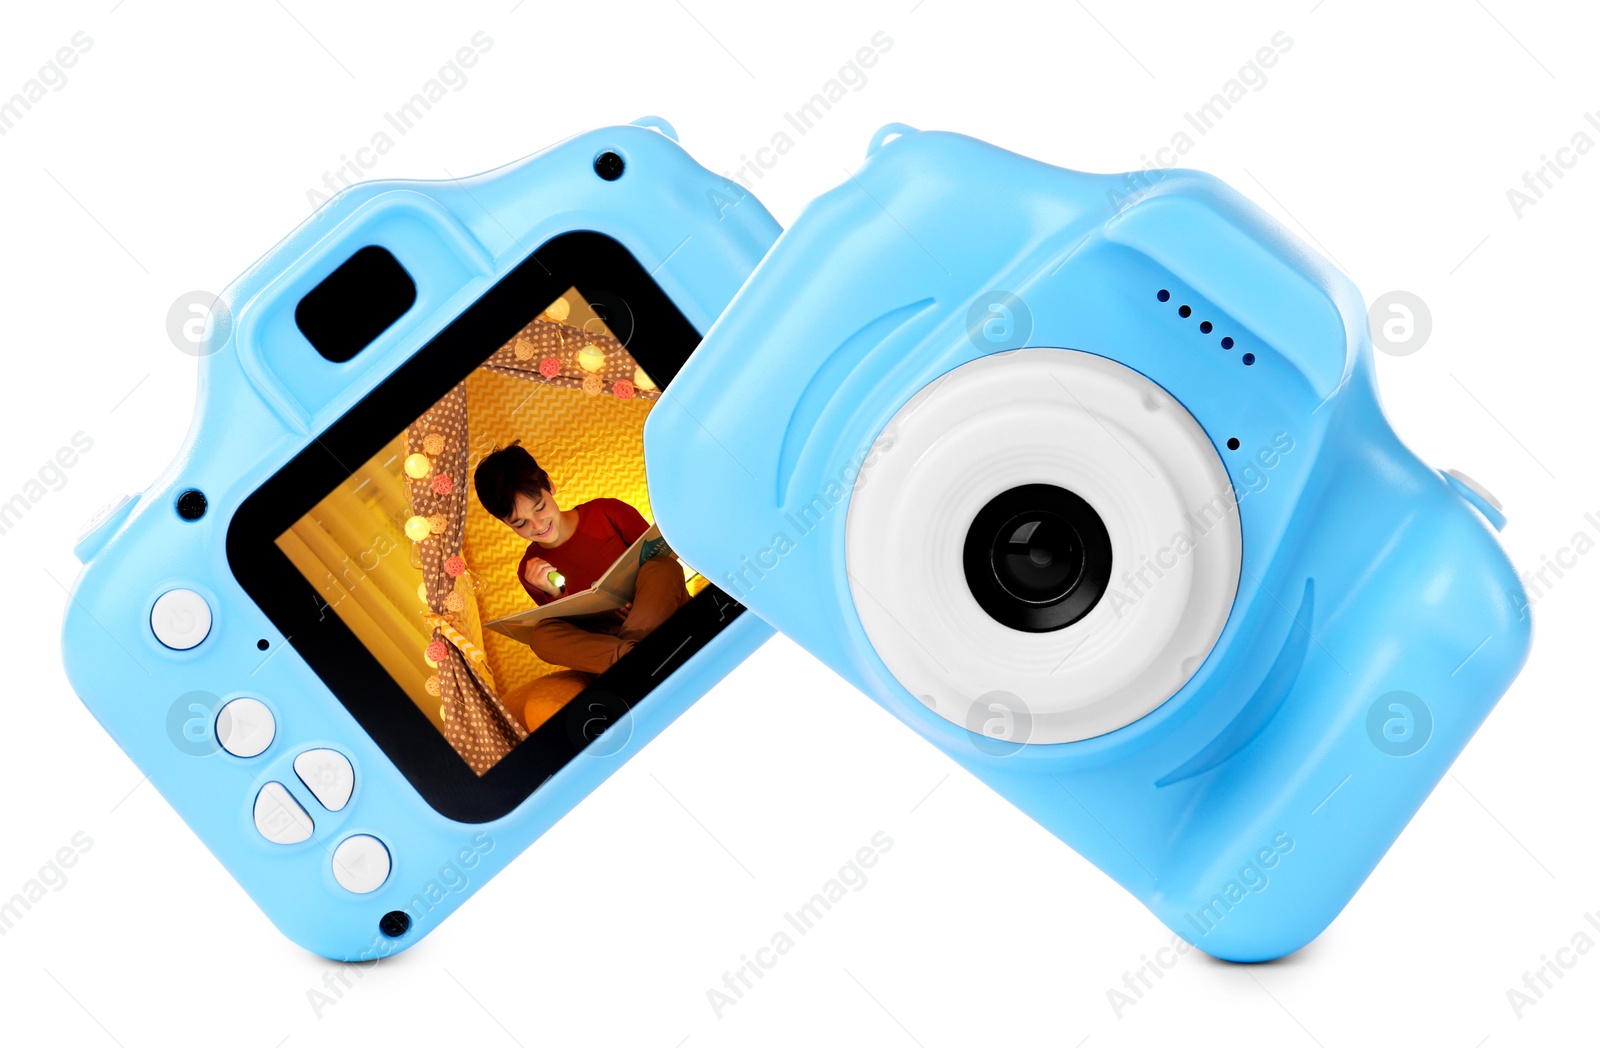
[273,288,705,774]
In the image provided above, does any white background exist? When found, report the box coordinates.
[2,1,1596,1045]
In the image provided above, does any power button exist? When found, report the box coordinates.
[151,589,213,650]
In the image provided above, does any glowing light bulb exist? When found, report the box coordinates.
[404,515,431,541]
[633,365,657,391]
[417,582,428,603]
[577,344,606,372]
[404,454,431,479]
[548,570,566,592]
[543,297,570,323]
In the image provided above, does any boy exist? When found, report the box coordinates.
[473,441,689,675]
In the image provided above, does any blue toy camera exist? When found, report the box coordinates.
[646,124,1532,961]
[60,119,778,960]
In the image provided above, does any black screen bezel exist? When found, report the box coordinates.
[228,230,744,823]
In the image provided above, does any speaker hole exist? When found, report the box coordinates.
[176,489,207,521]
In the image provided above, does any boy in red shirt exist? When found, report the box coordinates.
[473,441,689,675]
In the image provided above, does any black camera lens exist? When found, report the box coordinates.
[994,513,1083,602]
[963,484,1111,632]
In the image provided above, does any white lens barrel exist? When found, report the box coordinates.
[846,349,1241,744]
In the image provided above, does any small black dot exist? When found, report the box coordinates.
[176,489,207,521]
[379,910,411,938]
[1242,353,1256,366]
[1178,305,1192,318]
[593,151,625,181]
[257,639,270,651]
[1156,289,1170,302]
[1227,437,1241,451]
[1199,321,1213,334]
[1220,337,1234,349]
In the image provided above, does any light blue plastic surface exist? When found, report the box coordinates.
[60,120,779,961]
[646,126,1532,962]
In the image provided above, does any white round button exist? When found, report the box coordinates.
[214,698,275,758]
[331,835,390,894]
[150,589,212,650]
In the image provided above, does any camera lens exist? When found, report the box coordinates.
[963,484,1111,632]
[995,512,1083,602]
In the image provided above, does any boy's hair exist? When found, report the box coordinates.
[473,441,551,520]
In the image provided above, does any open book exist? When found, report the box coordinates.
[483,524,676,644]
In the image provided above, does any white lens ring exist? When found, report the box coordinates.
[846,349,1241,744]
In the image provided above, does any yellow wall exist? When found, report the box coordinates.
[273,431,447,732]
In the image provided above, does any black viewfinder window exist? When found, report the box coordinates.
[295,245,418,363]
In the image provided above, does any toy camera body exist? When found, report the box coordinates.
[61,119,778,960]
[646,124,1531,961]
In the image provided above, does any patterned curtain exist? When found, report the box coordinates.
[481,315,656,397]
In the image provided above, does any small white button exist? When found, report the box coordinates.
[253,782,313,845]
[331,835,390,894]
[294,749,354,811]
[76,493,133,546]
[1444,468,1503,510]
[215,698,275,758]
[150,589,212,650]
